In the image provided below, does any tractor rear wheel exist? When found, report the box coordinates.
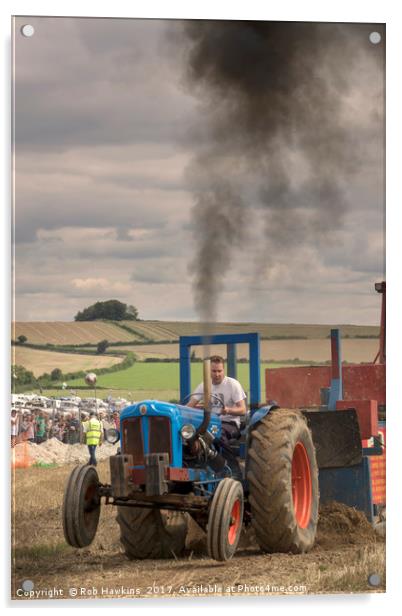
[207,478,244,561]
[247,408,319,553]
[116,507,188,559]
[62,464,101,548]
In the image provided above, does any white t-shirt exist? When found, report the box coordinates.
[192,376,247,428]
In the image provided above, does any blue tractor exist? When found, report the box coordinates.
[62,333,362,561]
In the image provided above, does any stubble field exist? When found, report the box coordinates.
[108,338,379,363]
[12,347,122,377]
[12,461,385,600]
[13,321,138,345]
[13,320,379,346]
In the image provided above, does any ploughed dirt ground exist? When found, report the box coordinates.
[11,461,385,600]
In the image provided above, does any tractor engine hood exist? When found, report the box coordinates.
[119,400,222,468]
[120,400,221,434]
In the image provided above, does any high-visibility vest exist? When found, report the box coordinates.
[84,418,102,445]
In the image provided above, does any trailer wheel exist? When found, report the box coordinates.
[62,464,101,548]
[247,408,319,553]
[207,478,244,561]
[116,507,188,559]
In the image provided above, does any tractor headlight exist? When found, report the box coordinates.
[180,424,196,441]
[105,428,120,444]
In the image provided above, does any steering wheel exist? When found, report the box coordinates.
[206,393,225,410]
[182,392,225,411]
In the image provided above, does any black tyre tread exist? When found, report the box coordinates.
[217,481,244,560]
[207,478,244,561]
[72,465,101,547]
[116,507,188,559]
[247,408,319,554]
[207,478,233,559]
[62,465,101,548]
[62,465,83,547]
[118,509,158,555]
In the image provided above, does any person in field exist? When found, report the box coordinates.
[35,411,46,444]
[113,411,120,431]
[82,410,103,466]
[11,410,19,447]
[66,414,80,444]
[187,355,247,444]
[21,413,35,442]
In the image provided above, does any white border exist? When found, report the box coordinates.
[2,1,401,613]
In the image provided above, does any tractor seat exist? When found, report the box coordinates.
[225,411,249,455]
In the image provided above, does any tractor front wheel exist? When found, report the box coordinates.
[247,408,319,553]
[62,464,101,548]
[117,507,188,559]
[207,478,244,561]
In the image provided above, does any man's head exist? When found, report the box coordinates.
[89,410,97,417]
[210,356,225,385]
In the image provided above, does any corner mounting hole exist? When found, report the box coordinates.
[21,24,35,37]
[369,31,381,45]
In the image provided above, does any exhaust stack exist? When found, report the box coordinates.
[192,359,212,439]
[203,358,211,412]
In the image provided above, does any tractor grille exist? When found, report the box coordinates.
[148,416,172,462]
[122,416,172,465]
[122,417,144,465]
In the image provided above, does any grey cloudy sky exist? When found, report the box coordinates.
[13,17,385,324]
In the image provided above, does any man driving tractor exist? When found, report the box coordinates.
[187,355,247,444]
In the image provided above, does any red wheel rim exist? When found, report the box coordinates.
[292,442,312,528]
[228,499,241,545]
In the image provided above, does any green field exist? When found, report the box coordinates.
[65,361,292,401]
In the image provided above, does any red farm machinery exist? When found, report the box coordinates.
[265,281,386,523]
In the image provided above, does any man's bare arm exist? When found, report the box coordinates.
[222,399,247,416]
[187,395,205,408]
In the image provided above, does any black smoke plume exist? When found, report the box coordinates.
[180,20,384,322]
